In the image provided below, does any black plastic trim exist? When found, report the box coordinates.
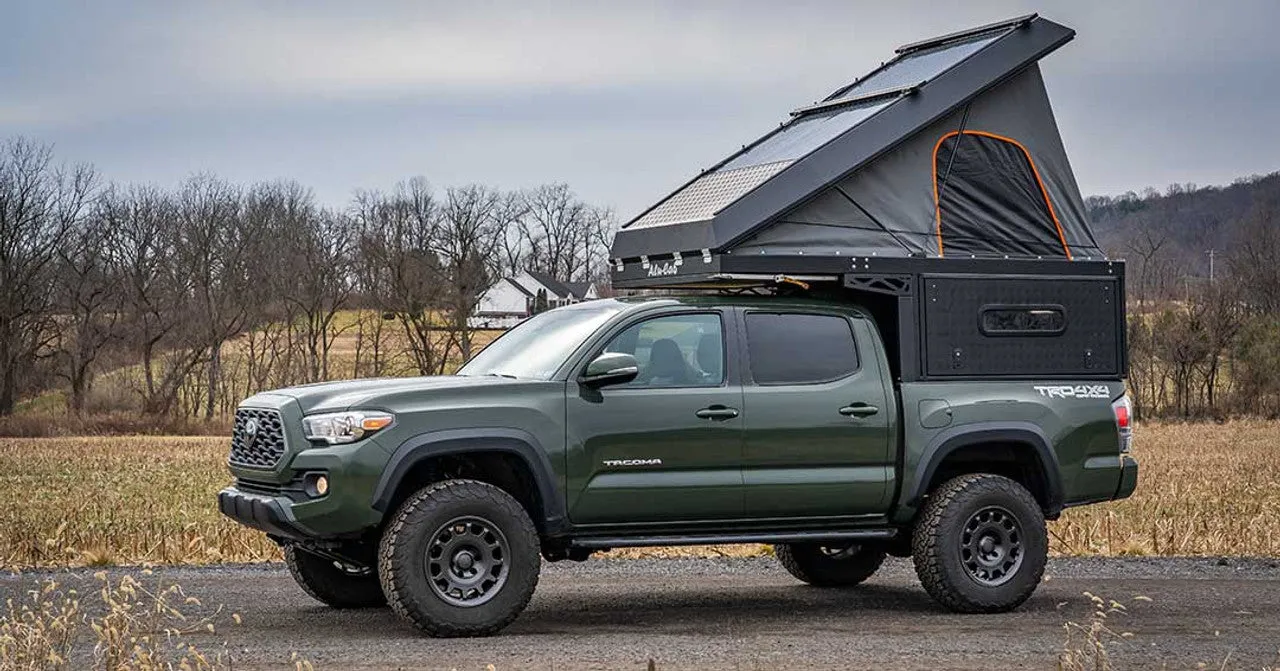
[217,487,312,541]
[904,422,1065,515]
[372,428,567,532]
[569,528,896,549]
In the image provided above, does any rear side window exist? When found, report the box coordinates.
[980,305,1066,336]
[745,313,858,384]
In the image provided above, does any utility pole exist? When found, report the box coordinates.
[1208,249,1215,283]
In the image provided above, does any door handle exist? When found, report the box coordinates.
[695,405,740,420]
[839,404,879,418]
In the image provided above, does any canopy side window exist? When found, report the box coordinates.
[933,130,1071,259]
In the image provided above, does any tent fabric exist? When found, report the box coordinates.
[934,130,1070,258]
[732,65,1104,260]
[611,16,1107,264]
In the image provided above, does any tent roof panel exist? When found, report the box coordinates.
[719,98,892,172]
[611,14,1078,262]
[823,31,1002,106]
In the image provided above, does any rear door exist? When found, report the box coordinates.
[738,310,894,518]
[564,309,745,524]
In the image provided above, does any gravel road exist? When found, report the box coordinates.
[4,557,1280,670]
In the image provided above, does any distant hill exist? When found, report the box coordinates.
[1086,172,1280,277]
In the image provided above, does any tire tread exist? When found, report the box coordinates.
[377,479,540,637]
[911,473,1047,613]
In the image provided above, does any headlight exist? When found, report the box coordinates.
[302,411,394,444]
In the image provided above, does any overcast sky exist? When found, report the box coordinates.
[3,1,1278,219]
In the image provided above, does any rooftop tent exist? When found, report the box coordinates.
[610,14,1104,284]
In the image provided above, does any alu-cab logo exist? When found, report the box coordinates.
[647,262,679,278]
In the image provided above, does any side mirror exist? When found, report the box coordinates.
[581,352,639,387]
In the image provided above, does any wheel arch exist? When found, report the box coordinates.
[372,428,566,533]
[904,422,1064,519]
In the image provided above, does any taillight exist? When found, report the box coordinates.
[1112,394,1133,453]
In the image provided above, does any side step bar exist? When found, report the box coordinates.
[569,528,896,549]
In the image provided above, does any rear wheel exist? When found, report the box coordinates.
[378,479,540,637]
[911,473,1048,613]
[775,542,886,587]
[283,545,386,608]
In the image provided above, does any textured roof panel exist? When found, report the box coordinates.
[628,161,793,230]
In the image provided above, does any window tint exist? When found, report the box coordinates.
[746,313,858,384]
[980,306,1065,335]
[602,313,723,388]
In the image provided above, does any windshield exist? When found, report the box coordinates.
[458,302,626,380]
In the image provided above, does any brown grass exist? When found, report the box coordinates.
[0,421,1277,570]
[0,437,277,570]
[1052,420,1280,556]
[0,571,313,670]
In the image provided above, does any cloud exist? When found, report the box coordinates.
[3,1,1041,128]
[2,0,1278,215]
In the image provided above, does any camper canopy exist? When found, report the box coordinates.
[610,15,1104,287]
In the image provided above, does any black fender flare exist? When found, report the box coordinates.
[904,421,1064,516]
[371,428,566,532]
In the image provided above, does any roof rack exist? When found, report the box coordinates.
[790,83,922,117]
[894,13,1036,54]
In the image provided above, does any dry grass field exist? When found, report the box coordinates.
[0,421,1277,570]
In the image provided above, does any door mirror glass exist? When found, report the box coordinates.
[581,352,639,386]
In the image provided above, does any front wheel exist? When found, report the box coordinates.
[911,473,1048,613]
[378,479,541,637]
[775,543,886,587]
[283,545,386,609]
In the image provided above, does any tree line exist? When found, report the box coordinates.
[1097,172,1280,419]
[6,132,1280,423]
[0,138,614,419]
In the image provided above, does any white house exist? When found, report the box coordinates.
[469,270,599,329]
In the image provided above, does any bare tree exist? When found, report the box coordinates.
[269,182,355,382]
[353,178,453,375]
[112,185,202,415]
[0,139,96,415]
[438,185,512,359]
[51,197,125,414]
[518,184,611,282]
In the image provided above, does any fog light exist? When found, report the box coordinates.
[304,473,329,497]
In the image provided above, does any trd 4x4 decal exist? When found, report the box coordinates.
[1033,384,1111,399]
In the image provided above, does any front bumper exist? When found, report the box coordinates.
[217,487,315,540]
[1114,455,1139,500]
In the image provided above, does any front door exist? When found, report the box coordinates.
[565,310,744,525]
[738,310,894,518]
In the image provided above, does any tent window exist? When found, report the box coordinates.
[933,130,1071,259]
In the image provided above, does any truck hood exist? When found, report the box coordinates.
[254,375,519,414]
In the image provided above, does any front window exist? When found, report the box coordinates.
[601,313,724,388]
[459,302,624,380]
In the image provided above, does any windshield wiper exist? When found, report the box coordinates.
[483,373,518,379]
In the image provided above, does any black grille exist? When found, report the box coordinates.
[229,408,287,469]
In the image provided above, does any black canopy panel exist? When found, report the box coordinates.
[611,14,1105,284]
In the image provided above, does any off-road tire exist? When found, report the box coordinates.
[378,479,540,637]
[775,543,886,587]
[283,545,386,608]
[911,473,1048,613]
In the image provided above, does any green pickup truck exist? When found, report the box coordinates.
[219,15,1137,637]
[219,294,1136,636]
